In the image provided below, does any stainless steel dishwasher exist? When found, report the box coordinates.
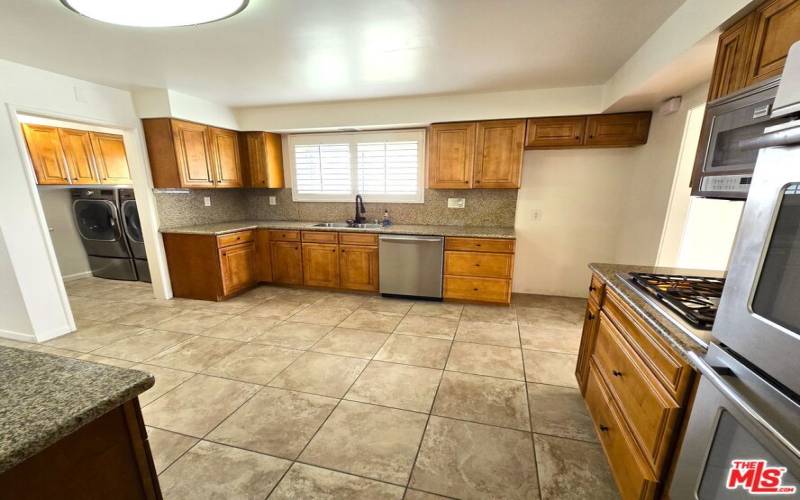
[379,234,443,299]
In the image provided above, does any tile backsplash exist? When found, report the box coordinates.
[155,188,517,228]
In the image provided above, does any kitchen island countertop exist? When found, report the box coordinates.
[0,346,153,473]
[159,220,516,239]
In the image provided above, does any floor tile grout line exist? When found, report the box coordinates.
[517,306,544,500]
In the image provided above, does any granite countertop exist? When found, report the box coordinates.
[0,347,154,473]
[589,263,727,362]
[159,220,516,239]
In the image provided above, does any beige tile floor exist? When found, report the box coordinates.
[4,277,619,500]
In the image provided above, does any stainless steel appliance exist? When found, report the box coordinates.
[119,189,150,283]
[692,77,797,199]
[71,188,137,281]
[672,43,800,497]
[378,234,443,299]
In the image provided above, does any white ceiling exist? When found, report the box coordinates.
[0,0,686,107]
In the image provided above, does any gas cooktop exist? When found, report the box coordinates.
[628,272,725,330]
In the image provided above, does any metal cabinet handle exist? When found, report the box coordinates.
[587,312,595,320]
[599,425,609,432]
[473,288,479,291]
[612,370,622,377]
[589,285,597,292]
[688,351,800,460]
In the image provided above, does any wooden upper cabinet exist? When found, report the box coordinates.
[172,120,215,187]
[339,245,379,291]
[428,122,476,189]
[208,127,243,188]
[219,242,256,297]
[270,240,303,285]
[302,243,340,288]
[21,124,69,184]
[240,132,285,188]
[90,132,131,184]
[747,0,800,86]
[474,119,525,188]
[58,128,99,185]
[585,112,651,147]
[708,13,757,100]
[525,116,587,148]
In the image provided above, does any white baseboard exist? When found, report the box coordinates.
[62,271,93,282]
[0,328,38,343]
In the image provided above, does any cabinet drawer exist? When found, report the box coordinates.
[603,290,692,399]
[444,251,513,279]
[302,231,338,244]
[339,232,378,246]
[443,276,510,303]
[444,237,515,253]
[217,230,254,248]
[589,274,605,305]
[269,230,301,242]
[593,313,679,473]
[585,362,657,500]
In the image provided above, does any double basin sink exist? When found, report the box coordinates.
[313,222,383,229]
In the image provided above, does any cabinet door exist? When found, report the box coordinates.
[242,132,285,188]
[575,299,600,395]
[474,119,525,188]
[254,229,273,282]
[58,128,100,184]
[90,133,132,184]
[585,112,651,147]
[219,242,256,297]
[208,127,243,188]
[171,120,215,187]
[525,116,586,148]
[428,122,476,189]
[270,241,303,285]
[21,124,69,185]
[339,245,379,291]
[708,13,756,101]
[302,243,339,288]
[747,0,800,86]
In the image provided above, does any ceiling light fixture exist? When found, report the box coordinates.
[60,0,249,28]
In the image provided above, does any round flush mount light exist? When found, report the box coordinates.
[60,0,249,28]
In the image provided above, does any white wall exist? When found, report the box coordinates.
[37,188,91,280]
[133,88,241,130]
[676,198,744,270]
[0,58,169,342]
[512,149,636,297]
[614,82,711,265]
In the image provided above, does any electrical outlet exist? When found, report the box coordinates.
[203,196,211,207]
[269,196,277,206]
[447,198,466,209]
[531,208,543,222]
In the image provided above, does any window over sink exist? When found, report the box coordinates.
[287,129,426,203]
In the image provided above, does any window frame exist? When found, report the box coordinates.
[287,129,426,203]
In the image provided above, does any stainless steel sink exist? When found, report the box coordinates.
[312,222,351,228]
[312,222,383,229]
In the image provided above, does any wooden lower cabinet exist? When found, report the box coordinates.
[576,273,696,500]
[270,241,303,285]
[443,237,515,304]
[339,245,379,291]
[254,229,273,282]
[0,399,161,500]
[302,243,339,288]
[219,242,256,296]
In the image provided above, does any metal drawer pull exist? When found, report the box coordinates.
[612,370,623,377]
[599,425,609,432]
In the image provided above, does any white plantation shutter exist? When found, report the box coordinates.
[293,143,351,194]
[289,130,425,203]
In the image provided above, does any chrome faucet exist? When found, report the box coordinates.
[354,194,366,224]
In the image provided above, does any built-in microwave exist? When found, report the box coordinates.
[691,77,799,199]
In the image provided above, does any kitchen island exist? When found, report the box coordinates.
[0,346,159,499]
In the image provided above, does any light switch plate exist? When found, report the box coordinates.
[447,198,466,209]
[531,208,542,221]
[203,196,211,207]
[269,196,277,205]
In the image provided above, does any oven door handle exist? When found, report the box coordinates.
[688,351,800,460]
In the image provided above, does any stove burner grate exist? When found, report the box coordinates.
[629,272,725,330]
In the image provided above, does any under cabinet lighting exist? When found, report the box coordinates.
[60,0,249,28]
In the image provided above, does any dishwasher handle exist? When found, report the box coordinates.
[379,235,443,243]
